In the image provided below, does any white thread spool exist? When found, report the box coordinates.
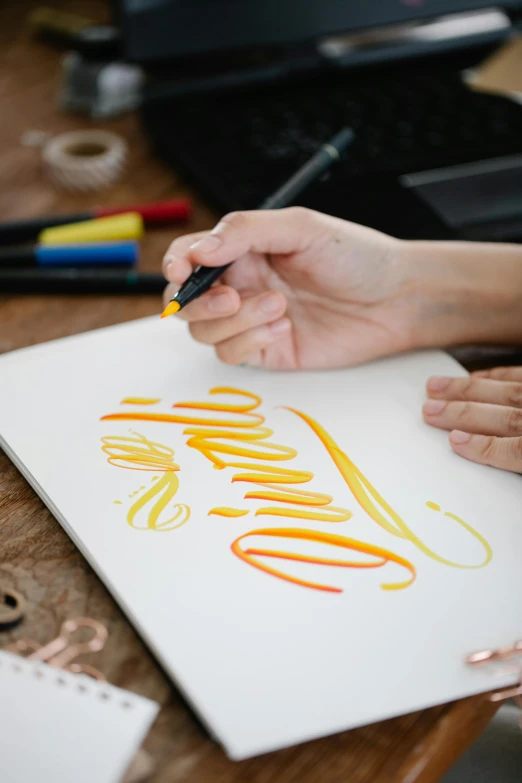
[42,129,127,192]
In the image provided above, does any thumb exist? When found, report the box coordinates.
[449,431,522,473]
[188,208,317,267]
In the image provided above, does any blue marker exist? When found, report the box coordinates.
[0,241,138,267]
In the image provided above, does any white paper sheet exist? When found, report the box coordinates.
[0,316,520,760]
[0,650,158,783]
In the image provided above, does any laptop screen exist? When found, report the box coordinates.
[118,1,521,62]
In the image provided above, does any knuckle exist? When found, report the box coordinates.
[163,237,184,260]
[490,366,508,380]
[455,401,475,423]
[215,342,239,365]
[285,206,312,223]
[188,322,213,345]
[508,437,522,465]
[163,240,177,259]
[456,377,475,400]
[478,435,496,461]
[505,407,522,435]
[219,211,249,231]
[507,383,522,408]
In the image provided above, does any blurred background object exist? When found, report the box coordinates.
[124,0,522,242]
[41,129,128,191]
[60,53,144,118]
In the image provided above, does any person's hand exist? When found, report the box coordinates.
[163,207,522,371]
[423,366,522,473]
[163,208,415,370]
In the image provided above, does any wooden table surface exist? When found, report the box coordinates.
[0,3,499,781]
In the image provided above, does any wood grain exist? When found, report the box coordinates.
[0,3,499,781]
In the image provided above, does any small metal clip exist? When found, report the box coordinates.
[6,617,108,681]
[28,617,108,666]
[66,663,106,681]
[467,640,522,726]
[0,587,26,631]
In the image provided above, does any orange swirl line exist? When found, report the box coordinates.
[209,507,249,518]
[231,528,416,593]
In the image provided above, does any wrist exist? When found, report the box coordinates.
[399,240,522,349]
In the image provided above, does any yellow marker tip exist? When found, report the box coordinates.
[161,300,181,318]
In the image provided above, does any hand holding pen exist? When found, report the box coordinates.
[162,203,406,370]
[161,129,354,317]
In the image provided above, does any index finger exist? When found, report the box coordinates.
[186,208,315,268]
[162,231,208,285]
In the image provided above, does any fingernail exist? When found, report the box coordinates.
[427,376,451,392]
[450,430,472,445]
[208,292,232,314]
[260,293,282,315]
[190,234,222,254]
[423,399,447,415]
[270,318,291,336]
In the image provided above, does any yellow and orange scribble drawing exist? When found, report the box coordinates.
[101,387,492,592]
[101,430,189,532]
[104,388,352,524]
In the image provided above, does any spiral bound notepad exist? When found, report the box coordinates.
[0,650,159,783]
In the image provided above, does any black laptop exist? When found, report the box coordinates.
[116,1,522,242]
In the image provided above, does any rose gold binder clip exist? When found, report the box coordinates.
[6,617,108,681]
[467,640,522,724]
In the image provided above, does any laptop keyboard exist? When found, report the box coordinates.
[142,57,522,226]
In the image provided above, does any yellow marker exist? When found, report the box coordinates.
[39,213,144,245]
[161,300,180,318]
[29,8,93,36]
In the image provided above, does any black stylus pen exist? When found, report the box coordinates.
[162,127,354,317]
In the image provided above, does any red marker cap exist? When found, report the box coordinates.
[96,199,192,225]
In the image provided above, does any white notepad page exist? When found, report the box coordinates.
[0,316,520,760]
[0,650,159,783]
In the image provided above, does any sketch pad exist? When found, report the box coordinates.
[0,650,159,783]
[0,316,520,759]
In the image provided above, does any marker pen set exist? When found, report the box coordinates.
[0,199,191,274]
